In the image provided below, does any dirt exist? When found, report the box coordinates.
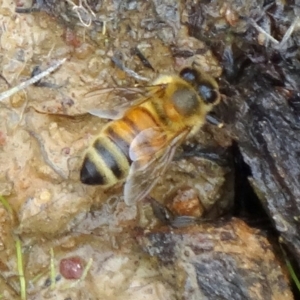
[0,0,297,299]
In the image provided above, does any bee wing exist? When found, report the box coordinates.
[124,128,189,205]
[128,127,168,162]
[83,85,166,120]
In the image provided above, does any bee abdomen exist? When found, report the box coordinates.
[80,135,130,186]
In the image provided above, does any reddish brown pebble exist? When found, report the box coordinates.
[63,28,81,48]
[59,256,83,279]
[167,188,204,218]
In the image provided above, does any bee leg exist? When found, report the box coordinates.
[131,47,155,71]
[206,113,224,128]
[177,144,230,167]
[111,51,149,82]
[148,197,175,226]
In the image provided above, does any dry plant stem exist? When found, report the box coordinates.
[50,248,56,290]
[30,270,48,284]
[70,258,93,287]
[0,58,67,102]
[249,19,279,45]
[280,243,300,292]
[16,238,26,300]
[278,16,300,49]
[0,195,13,215]
[65,0,96,27]
[250,17,300,49]
[102,21,107,35]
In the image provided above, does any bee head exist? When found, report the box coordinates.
[179,67,220,106]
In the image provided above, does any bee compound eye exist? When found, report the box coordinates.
[179,67,198,84]
[198,83,220,104]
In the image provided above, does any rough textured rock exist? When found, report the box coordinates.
[184,0,300,268]
[139,218,293,300]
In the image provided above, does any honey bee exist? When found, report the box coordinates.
[80,65,221,205]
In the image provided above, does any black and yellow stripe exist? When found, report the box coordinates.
[80,106,166,186]
[147,101,169,126]
[80,135,130,186]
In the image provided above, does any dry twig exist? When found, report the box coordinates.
[0,58,67,102]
